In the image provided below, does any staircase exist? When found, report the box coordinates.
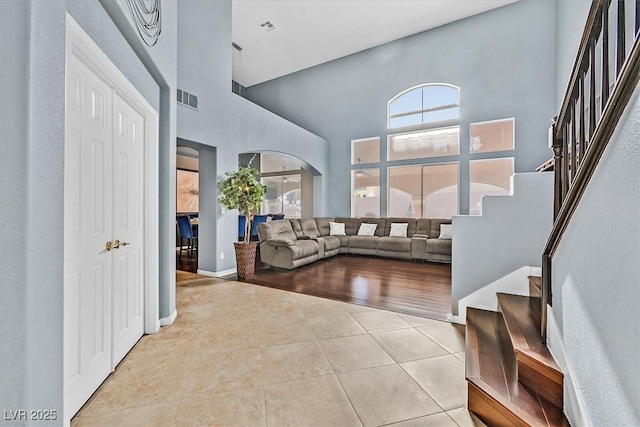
[465,276,568,426]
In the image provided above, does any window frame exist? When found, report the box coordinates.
[387,83,461,130]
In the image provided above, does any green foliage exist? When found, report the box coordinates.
[219,157,266,243]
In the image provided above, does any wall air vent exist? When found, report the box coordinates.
[177,89,198,110]
[260,21,276,31]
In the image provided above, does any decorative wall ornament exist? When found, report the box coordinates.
[125,0,162,47]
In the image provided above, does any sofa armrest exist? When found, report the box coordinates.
[412,234,429,239]
[297,235,318,240]
[265,239,296,247]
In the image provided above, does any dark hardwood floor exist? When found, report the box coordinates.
[176,247,198,273]
[243,254,452,321]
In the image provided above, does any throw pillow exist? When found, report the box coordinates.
[439,224,452,240]
[357,223,377,236]
[329,221,346,236]
[389,222,409,238]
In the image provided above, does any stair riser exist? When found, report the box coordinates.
[468,381,532,427]
[518,354,564,408]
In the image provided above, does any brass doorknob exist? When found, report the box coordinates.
[105,241,113,251]
[113,240,130,249]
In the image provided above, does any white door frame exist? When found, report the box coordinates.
[64,12,159,421]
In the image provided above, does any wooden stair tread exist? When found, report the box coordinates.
[497,293,561,374]
[466,308,567,427]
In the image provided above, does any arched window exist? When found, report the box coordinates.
[387,84,460,129]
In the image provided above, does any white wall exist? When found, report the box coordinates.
[551,84,640,426]
[452,172,554,315]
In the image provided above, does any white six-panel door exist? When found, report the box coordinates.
[64,44,144,418]
[64,54,114,417]
[111,92,145,368]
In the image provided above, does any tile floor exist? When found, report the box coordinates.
[72,277,486,427]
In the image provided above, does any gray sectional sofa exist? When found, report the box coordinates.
[257,217,452,270]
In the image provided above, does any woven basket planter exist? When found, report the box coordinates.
[234,242,257,280]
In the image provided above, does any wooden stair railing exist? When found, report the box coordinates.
[541,0,640,339]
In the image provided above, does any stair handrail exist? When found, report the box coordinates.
[542,0,640,339]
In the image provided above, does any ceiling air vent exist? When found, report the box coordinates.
[177,89,198,110]
[260,21,276,31]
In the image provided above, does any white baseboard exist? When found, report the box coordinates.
[159,309,177,326]
[546,304,592,427]
[197,268,237,278]
[453,266,535,324]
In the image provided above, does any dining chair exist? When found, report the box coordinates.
[272,213,285,220]
[176,214,197,258]
[250,214,269,241]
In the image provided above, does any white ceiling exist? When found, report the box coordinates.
[232,0,518,87]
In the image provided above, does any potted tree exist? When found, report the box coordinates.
[219,157,267,279]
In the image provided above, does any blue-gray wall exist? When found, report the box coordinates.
[176,0,329,273]
[245,0,557,217]
[552,83,640,426]
[555,0,592,110]
[0,0,30,417]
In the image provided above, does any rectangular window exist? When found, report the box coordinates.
[388,126,460,161]
[470,118,515,154]
[352,169,380,218]
[261,174,302,218]
[352,137,380,164]
[469,158,514,215]
[388,163,458,218]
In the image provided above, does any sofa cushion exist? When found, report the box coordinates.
[385,218,417,237]
[438,224,452,239]
[357,223,377,236]
[415,219,432,237]
[426,238,451,255]
[289,219,304,239]
[358,218,386,237]
[299,218,321,237]
[335,218,359,235]
[320,235,341,251]
[329,221,346,235]
[430,219,452,239]
[314,217,334,237]
[378,237,411,252]
[348,235,378,250]
[257,219,297,242]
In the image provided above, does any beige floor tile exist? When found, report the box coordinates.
[397,313,446,328]
[73,401,177,427]
[264,375,362,427]
[257,317,316,347]
[446,408,487,427]
[261,341,333,385]
[307,311,366,339]
[401,354,467,411]
[183,347,262,394]
[173,387,266,427]
[351,310,412,333]
[386,412,458,427]
[454,352,465,362]
[337,364,441,427]
[418,323,466,354]
[340,301,379,314]
[297,295,350,317]
[80,363,187,414]
[199,318,261,353]
[319,334,395,373]
[371,328,449,363]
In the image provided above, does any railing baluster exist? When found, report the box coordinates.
[579,76,586,164]
[603,2,610,107]
[590,42,597,141]
[570,103,577,182]
[618,0,626,75]
[562,123,569,199]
